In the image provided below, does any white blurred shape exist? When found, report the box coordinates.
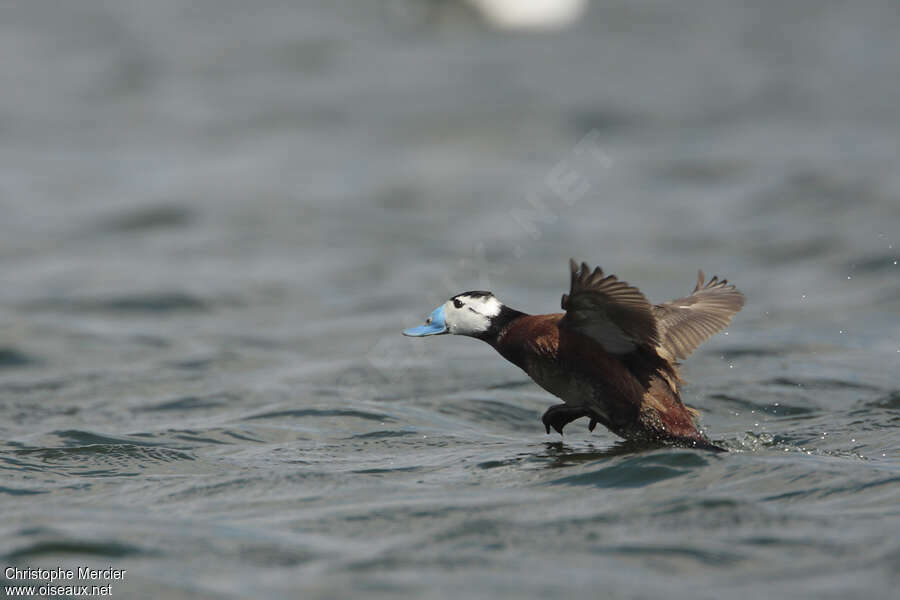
[465,0,587,31]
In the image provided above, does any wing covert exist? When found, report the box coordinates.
[653,270,744,361]
[560,259,659,354]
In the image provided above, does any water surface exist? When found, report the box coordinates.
[1,1,899,598]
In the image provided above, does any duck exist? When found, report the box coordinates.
[403,259,744,450]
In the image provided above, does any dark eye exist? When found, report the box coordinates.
[426,317,432,324]
[453,298,463,309]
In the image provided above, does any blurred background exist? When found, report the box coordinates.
[1,1,898,599]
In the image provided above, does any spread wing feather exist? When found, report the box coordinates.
[560,259,659,354]
[652,270,745,361]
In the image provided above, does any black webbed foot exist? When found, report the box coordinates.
[541,404,590,435]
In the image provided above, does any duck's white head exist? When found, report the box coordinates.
[403,291,504,338]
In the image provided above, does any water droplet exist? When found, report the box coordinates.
[801,294,807,299]
[847,276,852,280]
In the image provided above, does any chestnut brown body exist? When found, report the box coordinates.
[493,314,712,447]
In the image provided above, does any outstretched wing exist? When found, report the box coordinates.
[652,270,744,361]
[559,259,659,354]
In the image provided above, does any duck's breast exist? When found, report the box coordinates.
[524,354,596,406]
[496,315,629,408]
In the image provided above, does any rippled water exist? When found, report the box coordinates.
[2,1,899,598]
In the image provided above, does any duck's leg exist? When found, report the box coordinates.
[542,404,590,435]
[586,411,613,433]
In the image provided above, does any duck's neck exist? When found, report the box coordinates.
[473,306,527,344]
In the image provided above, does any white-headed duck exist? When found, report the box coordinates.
[403,259,744,450]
